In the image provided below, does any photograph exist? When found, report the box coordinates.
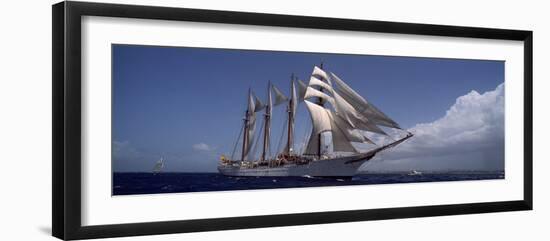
[0,0,541,240]
[112,44,505,195]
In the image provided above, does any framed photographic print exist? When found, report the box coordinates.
[52,1,533,240]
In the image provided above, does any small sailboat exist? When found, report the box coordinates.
[408,170,422,176]
[152,157,165,174]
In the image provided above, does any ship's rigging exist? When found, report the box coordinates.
[222,64,412,170]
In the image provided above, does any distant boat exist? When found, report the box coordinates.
[152,157,164,174]
[218,64,413,178]
[408,170,422,176]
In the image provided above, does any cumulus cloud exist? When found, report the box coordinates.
[192,142,215,152]
[367,83,505,172]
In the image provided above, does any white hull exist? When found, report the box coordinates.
[218,154,371,177]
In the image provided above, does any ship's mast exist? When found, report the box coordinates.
[261,82,272,161]
[317,62,325,106]
[241,89,251,162]
[286,74,296,155]
[317,62,325,159]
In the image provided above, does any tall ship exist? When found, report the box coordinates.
[218,65,413,177]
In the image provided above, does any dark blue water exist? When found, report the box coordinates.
[112,172,504,195]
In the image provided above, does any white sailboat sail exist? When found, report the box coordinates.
[243,91,263,160]
[303,100,332,155]
[287,80,298,154]
[308,76,333,92]
[153,157,164,173]
[332,90,387,135]
[289,80,298,117]
[330,112,375,145]
[312,66,329,80]
[304,86,335,107]
[327,111,359,153]
[297,79,308,101]
[301,65,404,157]
[252,92,265,113]
[303,101,369,155]
[328,72,401,129]
[272,84,288,106]
[303,100,332,134]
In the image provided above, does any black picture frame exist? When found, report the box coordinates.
[52,1,533,240]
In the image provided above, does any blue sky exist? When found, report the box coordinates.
[112,44,504,172]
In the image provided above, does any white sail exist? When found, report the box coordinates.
[350,129,376,145]
[332,90,387,135]
[243,92,258,160]
[303,100,332,155]
[153,157,164,173]
[297,79,308,101]
[252,92,265,113]
[354,119,386,136]
[266,85,273,116]
[272,84,288,106]
[304,86,335,107]
[327,111,359,153]
[330,113,364,143]
[303,100,378,155]
[303,100,331,134]
[312,66,329,81]
[290,80,298,116]
[332,90,357,127]
[300,67,392,155]
[330,111,376,146]
[328,72,401,129]
[307,68,387,136]
[308,76,333,93]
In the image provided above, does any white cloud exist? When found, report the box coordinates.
[192,142,215,152]
[367,83,505,172]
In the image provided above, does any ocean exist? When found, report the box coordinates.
[112,172,504,195]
